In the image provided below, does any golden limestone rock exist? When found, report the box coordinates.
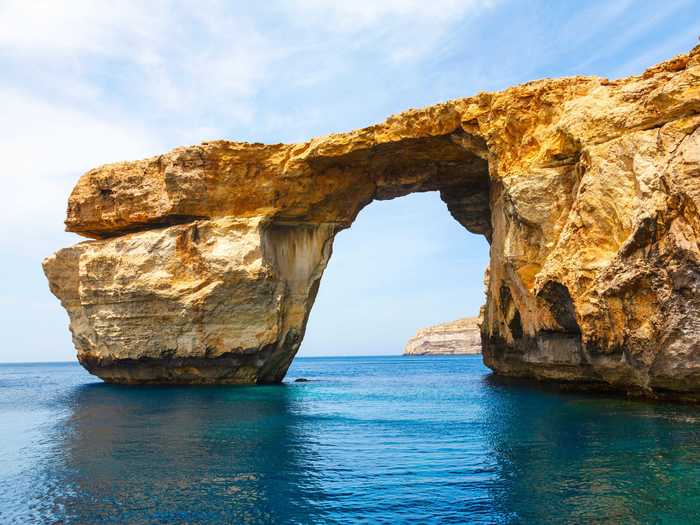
[404,317,481,355]
[45,45,700,397]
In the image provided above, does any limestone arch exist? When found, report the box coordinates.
[44,46,700,398]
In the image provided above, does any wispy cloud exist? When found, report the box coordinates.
[289,0,498,63]
[0,1,161,55]
[566,0,697,74]
[0,1,275,125]
[612,23,700,77]
[0,87,161,249]
[0,0,498,124]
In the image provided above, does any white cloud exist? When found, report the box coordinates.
[0,0,164,55]
[611,24,700,78]
[0,88,162,248]
[289,0,498,63]
[0,1,274,120]
[0,0,499,141]
[568,0,695,73]
[292,0,493,30]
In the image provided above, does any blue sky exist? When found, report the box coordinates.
[0,0,698,361]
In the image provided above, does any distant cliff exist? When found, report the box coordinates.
[404,317,481,355]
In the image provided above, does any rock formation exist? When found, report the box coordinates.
[404,317,481,355]
[44,45,700,398]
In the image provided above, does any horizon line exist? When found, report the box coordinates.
[0,353,442,365]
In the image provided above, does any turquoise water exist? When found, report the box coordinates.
[2,357,700,524]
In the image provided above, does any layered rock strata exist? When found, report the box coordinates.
[45,45,700,397]
[404,317,481,355]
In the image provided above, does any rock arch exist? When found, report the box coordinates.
[45,46,700,398]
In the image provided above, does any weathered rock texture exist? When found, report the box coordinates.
[44,45,700,397]
[404,317,481,355]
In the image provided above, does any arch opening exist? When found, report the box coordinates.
[299,191,491,357]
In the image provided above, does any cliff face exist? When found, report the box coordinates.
[405,317,481,355]
[44,45,700,397]
[44,218,333,383]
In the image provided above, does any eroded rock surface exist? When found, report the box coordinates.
[404,317,481,355]
[44,217,334,383]
[45,45,700,396]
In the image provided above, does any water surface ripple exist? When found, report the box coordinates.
[1,356,700,524]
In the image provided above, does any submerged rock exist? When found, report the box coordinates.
[44,45,700,398]
[405,317,481,355]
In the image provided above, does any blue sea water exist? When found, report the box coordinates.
[2,357,700,524]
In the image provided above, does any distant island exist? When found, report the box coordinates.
[404,317,481,355]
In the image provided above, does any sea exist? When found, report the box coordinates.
[1,356,700,524]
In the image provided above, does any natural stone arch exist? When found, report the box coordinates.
[45,46,700,399]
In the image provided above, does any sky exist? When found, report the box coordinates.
[0,0,699,362]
